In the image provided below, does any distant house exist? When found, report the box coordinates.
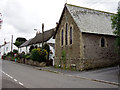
[0,42,18,58]
[19,38,33,53]
[54,4,119,70]
[19,28,55,65]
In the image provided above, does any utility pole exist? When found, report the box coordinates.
[11,35,13,52]
[42,23,44,48]
[4,38,5,54]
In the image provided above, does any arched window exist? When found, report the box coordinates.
[61,29,64,46]
[70,26,72,44]
[101,37,105,47]
[65,23,68,45]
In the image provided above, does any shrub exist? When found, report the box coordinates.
[2,54,6,59]
[31,48,48,62]
[43,43,50,60]
[25,53,31,60]
[6,51,14,57]
[16,52,25,59]
[13,49,18,54]
[29,45,35,52]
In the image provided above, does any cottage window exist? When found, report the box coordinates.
[70,26,72,44]
[61,29,64,46]
[65,23,68,45]
[101,37,105,47]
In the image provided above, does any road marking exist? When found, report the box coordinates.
[9,76,13,79]
[2,71,5,74]
[1,70,24,87]
[19,82,24,86]
[14,79,17,82]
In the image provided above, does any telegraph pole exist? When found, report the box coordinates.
[42,23,44,48]
[4,38,5,54]
[11,35,13,52]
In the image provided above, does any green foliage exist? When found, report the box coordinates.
[16,37,27,42]
[2,54,6,59]
[7,51,13,57]
[14,37,27,48]
[14,41,21,48]
[29,45,35,52]
[16,52,25,59]
[25,53,31,60]
[111,9,120,54]
[13,49,18,54]
[31,48,48,62]
[62,50,66,64]
[43,43,50,60]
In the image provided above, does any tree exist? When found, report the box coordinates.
[14,37,27,48]
[29,45,35,52]
[111,9,120,54]
[43,43,50,60]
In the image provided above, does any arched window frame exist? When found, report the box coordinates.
[69,25,73,45]
[65,23,68,45]
[99,37,107,48]
[60,28,64,47]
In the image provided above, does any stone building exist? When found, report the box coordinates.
[54,4,119,70]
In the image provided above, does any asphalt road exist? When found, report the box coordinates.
[1,59,119,88]
[39,65,119,84]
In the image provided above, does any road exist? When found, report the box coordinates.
[39,65,119,84]
[1,59,119,88]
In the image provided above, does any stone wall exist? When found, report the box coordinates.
[82,33,118,60]
[55,57,119,71]
[54,6,119,71]
[4,57,46,67]
[55,6,82,68]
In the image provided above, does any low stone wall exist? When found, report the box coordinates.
[54,57,120,71]
[17,59,46,67]
[4,57,46,67]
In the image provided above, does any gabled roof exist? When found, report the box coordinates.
[54,4,115,38]
[28,28,55,45]
[19,38,33,48]
[67,4,115,35]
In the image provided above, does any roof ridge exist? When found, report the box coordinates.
[66,3,115,15]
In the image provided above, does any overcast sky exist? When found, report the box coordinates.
[0,0,119,45]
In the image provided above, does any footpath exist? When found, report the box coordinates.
[35,66,120,86]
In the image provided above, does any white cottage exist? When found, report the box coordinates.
[19,28,55,65]
[0,42,18,58]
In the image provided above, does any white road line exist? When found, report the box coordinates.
[5,73,9,76]
[9,76,13,79]
[1,70,24,86]
[19,82,24,86]
[2,71,5,74]
[14,79,17,82]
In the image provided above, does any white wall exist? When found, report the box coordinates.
[49,45,55,65]
[0,42,18,56]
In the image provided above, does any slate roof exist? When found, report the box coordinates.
[28,28,55,45]
[19,38,33,48]
[66,4,115,36]
[54,4,115,38]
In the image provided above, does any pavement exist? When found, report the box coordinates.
[35,65,120,86]
[1,59,119,88]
